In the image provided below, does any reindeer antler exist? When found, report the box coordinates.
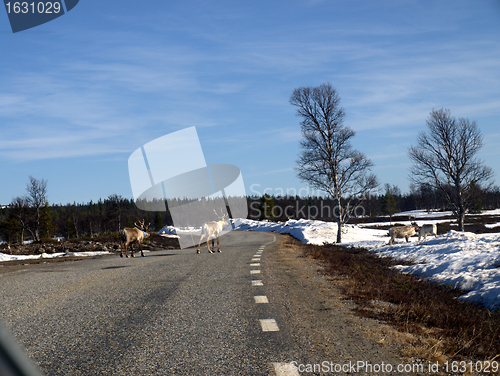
[213,208,227,219]
[134,219,149,230]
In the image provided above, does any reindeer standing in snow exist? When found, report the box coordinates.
[419,224,438,241]
[197,209,229,254]
[119,219,150,258]
[388,222,419,245]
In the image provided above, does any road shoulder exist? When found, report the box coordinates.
[264,234,412,374]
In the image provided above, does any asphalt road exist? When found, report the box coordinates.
[0,231,308,376]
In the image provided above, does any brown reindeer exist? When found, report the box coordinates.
[197,209,229,254]
[119,219,150,258]
[388,222,419,245]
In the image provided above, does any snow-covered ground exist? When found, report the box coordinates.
[232,210,500,310]
[0,250,110,262]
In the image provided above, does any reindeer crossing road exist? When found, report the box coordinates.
[119,219,150,257]
[197,209,230,254]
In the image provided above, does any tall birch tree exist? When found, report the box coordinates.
[291,83,378,242]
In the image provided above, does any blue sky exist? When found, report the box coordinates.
[1,0,500,205]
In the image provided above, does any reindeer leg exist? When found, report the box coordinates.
[140,242,145,257]
[120,241,124,257]
[207,238,213,253]
[197,234,204,254]
[131,242,136,257]
[217,236,221,253]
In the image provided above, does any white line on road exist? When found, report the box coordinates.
[272,363,300,376]
[252,280,263,286]
[259,319,279,332]
[250,270,261,274]
[251,258,260,262]
[250,263,261,267]
[254,295,269,303]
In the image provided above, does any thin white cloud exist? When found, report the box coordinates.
[0,1,499,175]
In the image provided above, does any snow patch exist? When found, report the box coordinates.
[0,250,110,262]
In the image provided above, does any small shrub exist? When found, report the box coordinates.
[40,237,58,244]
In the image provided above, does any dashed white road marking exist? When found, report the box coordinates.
[254,295,269,303]
[272,363,300,376]
[251,258,260,262]
[253,255,261,258]
[252,280,263,286]
[250,270,261,274]
[250,263,261,267]
[259,319,279,332]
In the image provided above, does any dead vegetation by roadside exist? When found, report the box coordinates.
[284,235,500,371]
[0,232,180,258]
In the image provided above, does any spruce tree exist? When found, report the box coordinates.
[381,190,398,224]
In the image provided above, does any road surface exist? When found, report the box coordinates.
[0,231,406,375]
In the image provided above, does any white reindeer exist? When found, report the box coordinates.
[197,210,229,254]
[119,219,150,258]
[388,222,419,245]
[418,224,437,241]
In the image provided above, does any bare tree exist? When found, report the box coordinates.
[291,83,378,242]
[25,176,48,241]
[8,196,29,243]
[408,108,494,231]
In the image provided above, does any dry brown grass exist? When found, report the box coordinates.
[284,235,500,368]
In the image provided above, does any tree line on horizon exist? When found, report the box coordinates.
[1,180,500,244]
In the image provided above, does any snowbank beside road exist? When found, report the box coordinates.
[233,214,500,310]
